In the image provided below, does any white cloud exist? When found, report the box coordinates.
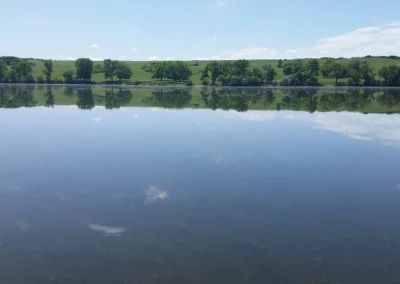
[286,49,297,54]
[305,24,400,57]
[132,47,137,52]
[164,57,175,61]
[145,185,168,204]
[387,21,400,26]
[88,224,126,236]
[223,110,277,121]
[214,1,227,7]
[311,113,400,146]
[67,56,75,60]
[211,56,221,60]
[219,47,278,60]
[212,36,218,41]
[90,44,100,49]
[148,56,161,61]
[90,57,104,61]
[195,57,208,60]
[119,55,127,59]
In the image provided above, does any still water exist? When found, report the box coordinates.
[1,85,400,284]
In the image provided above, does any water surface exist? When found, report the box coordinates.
[1,85,400,284]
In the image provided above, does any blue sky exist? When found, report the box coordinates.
[1,0,400,61]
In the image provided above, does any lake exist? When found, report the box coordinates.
[1,85,400,284]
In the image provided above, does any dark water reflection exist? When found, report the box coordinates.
[1,85,400,284]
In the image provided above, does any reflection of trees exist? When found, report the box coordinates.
[201,88,251,112]
[105,88,133,109]
[320,89,374,111]
[251,89,276,107]
[281,89,318,113]
[143,89,192,108]
[0,85,37,108]
[76,88,95,110]
[44,87,54,107]
[377,90,400,108]
[64,86,75,97]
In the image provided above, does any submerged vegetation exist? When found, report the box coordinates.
[1,85,400,113]
[1,55,400,86]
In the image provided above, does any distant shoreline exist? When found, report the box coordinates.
[2,83,400,90]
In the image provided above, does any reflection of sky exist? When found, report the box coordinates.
[223,110,400,147]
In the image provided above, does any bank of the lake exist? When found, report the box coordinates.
[1,56,400,87]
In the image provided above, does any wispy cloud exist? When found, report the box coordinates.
[164,57,175,61]
[88,55,104,61]
[214,1,228,7]
[387,21,400,26]
[90,43,100,49]
[304,23,400,57]
[88,224,126,236]
[132,47,137,52]
[212,36,218,41]
[119,55,127,59]
[145,185,168,204]
[218,47,278,60]
[67,56,75,60]
[148,56,161,61]
[286,49,297,54]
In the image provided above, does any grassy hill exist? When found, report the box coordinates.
[28,57,400,86]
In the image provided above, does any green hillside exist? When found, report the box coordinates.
[26,57,400,86]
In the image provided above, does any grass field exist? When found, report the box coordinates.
[28,58,400,86]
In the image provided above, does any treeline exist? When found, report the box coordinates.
[2,56,400,86]
[2,85,400,112]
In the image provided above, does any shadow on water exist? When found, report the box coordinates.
[1,85,400,113]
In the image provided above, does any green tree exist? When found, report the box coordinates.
[262,64,276,84]
[62,70,74,83]
[9,60,35,83]
[331,62,347,85]
[378,65,400,86]
[115,63,133,82]
[75,58,93,81]
[103,59,119,81]
[43,59,53,83]
[151,62,168,81]
[201,61,224,85]
[277,59,283,68]
[306,59,320,77]
[0,59,7,82]
[321,59,334,78]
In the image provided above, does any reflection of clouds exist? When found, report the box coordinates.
[215,157,223,164]
[311,113,400,146]
[93,117,102,122]
[223,110,276,121]
[284,115,294,119]
[145,185,168,204]
[88,224,126,236]
[133,114,139,119]
[16,221,30,232]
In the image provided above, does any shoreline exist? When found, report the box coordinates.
[2,83,400,90]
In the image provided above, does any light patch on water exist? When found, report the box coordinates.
[93,117,102,122]
[88,224,126,236]
[133,114,139,119]
[16,221,30,232]
[145,185,168,204]
[215,157,223,164]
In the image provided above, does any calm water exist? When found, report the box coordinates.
[1,85,400,284]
